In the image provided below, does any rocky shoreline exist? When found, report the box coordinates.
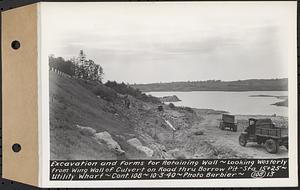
[159,95,181,102]
[272,99,288,107]
[249,94,288,107]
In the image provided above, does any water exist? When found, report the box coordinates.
[148,91,288,117]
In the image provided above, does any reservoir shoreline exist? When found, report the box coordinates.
[148,91,288,117]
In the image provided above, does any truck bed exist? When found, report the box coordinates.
[256,127,288,138]
[222,114,235,124]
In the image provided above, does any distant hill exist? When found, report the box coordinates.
[131,78,288,92]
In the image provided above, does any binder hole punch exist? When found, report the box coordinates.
[12,144,21,153]
[11,40,21,50]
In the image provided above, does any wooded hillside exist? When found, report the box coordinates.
[132,79,288,92]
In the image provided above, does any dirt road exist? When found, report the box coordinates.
[190,109,288,158]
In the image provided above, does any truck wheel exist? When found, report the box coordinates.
[239,135,247,146]
[265,139,278,154]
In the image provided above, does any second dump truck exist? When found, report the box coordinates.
[219,114,237,132]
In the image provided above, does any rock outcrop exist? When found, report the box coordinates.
[167,148,188,159]
[127,138,154,158]
[94,131,125,155]
[76,125,125,155]
[76,125,96,136]
[159,95,181,102]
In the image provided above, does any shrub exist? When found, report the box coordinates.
[169,103,175,109]
[49,56,75,76]
[92,84,117,102]
[179,106,194,113]
[105,81,161,104]
[157,105,164,112]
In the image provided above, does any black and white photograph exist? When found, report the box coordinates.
[0,1,297,188]
[46,2,294,162]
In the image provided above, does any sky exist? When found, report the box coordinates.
[42,2,296,84]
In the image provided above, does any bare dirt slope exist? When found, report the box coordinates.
[50,72,148,160]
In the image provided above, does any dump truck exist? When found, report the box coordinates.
[239,118,288,153]
[219,114,237,132]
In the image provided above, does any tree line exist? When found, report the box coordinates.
[49,54,161,104]
[132,78,288,92]
[49,55,104,82]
